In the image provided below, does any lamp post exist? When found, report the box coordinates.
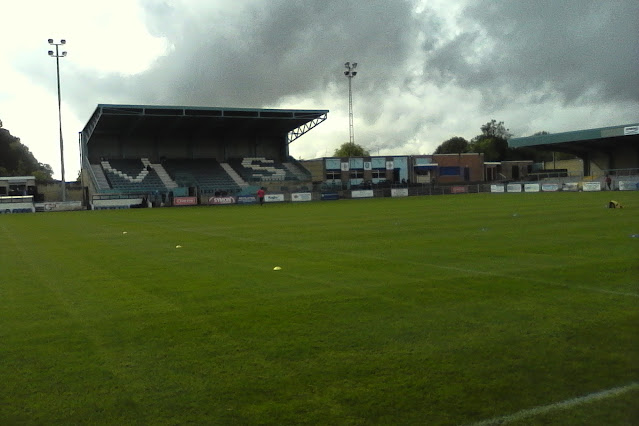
[344,62,357,145]
[48,38,67,201]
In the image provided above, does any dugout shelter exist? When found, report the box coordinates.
[80,104,327,207]
[0,176,37,214]
[508,123,639,177]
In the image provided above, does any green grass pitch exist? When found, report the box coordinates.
[1,192,638,424]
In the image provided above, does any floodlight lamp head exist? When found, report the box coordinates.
[352,63,357,68]
[352,71,357,76]
[344,71,349,76]
[48,51,54,56]
[61,39,66,44]
[345,62,350,68]
[48,39,54,44]
[62,52,67,57]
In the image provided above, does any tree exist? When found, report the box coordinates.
[464,120,513,161]
[480,119,512,140]
[468,135,509,161]
[333,142,369,157]
[32,169,52,182]
[0,119,54,181]
[433,136,469,154]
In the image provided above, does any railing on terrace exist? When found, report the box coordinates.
[85,158,100,189]
[0,195,34,203]
[602,168,639,177]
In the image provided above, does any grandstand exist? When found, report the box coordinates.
[76,109,638,210]
[509,123,639,176]
[80,104,327,207]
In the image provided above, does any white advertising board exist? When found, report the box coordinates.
[209,196,235,205]
[541,183,559,192]
[490,184,505,193]
[0,202,35,213]
[524,184,540,192]
[582,182,601,192]
[36,201,83,212]
[619,181,639,191]
[352,190,374,198]
[624,125,639,135]
[507,184,522,192]
[92,198,142,209]
[265,194,285,203]
[291,192,312,202]
[562,182,579,191]
[391,188,408,197]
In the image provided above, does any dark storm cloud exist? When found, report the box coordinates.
[24,0,636,150]
[65,0,424,111]
[425,0,639,106]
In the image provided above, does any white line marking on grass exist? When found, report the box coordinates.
[466,382,639,426]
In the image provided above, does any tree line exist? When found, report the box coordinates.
[0,119,54,182]
[333,120,567,163]
[433,119,561,162]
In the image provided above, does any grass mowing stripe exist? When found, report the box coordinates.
[467,382,639,426]
[126,216,639,299]
[0,230,153,423]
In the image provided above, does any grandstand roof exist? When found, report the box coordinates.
[82,104,328,144]
[508,123,639,153]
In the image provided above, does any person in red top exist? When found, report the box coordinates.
[605,174,612,190]
[257,187,265,205]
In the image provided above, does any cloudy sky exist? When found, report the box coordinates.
[1,0,638,179]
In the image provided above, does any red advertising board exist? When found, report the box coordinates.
[174,197,197,206]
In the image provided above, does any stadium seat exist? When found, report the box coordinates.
[162,159,241,193]
[101,159,168,193]
[228,157,298,182]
